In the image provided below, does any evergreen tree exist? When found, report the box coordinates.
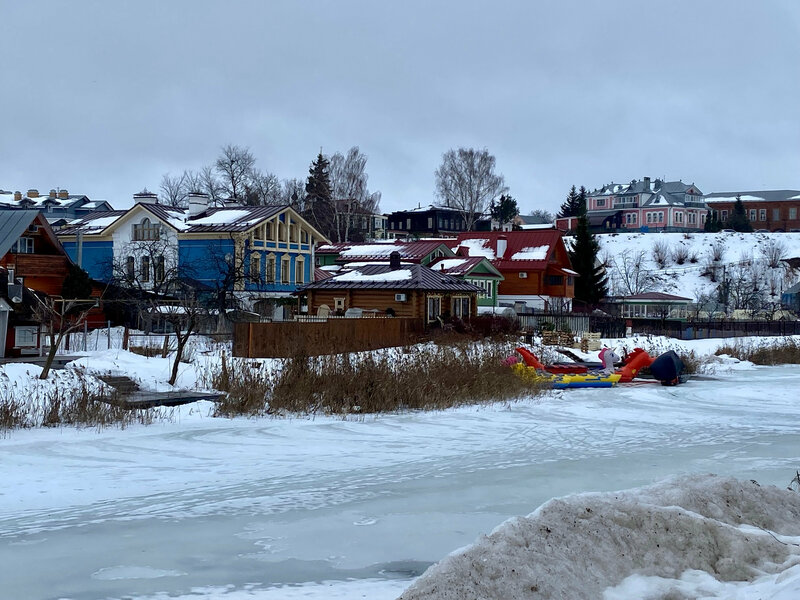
[704,209,714,232]
[61,264,93,301]
[726,195,753,232]
[557,185,585,218]
[490,194,519,229]
[303,152,335,240]
[568,212,608,309]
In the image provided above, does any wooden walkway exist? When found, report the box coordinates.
[97,375,221,409]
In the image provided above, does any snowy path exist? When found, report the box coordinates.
[1,365,799,599]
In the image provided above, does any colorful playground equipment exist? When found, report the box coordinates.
[511,346,687,388]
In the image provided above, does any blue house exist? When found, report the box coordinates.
[57,192,330,310]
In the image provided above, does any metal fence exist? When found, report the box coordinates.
[516,312,627,338]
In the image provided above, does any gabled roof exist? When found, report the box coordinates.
[610,292,692,302]
[704,190,800,204]
[317,240,455,263]
[428,256,503,279]
[298,263,481,293]
[57,210,128,235]
[0,210,68,259]
[452,230,566,270]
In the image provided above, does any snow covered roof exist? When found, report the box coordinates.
[704,190,800,204]
[298,263,481,293]
[452,230,565,270]
[428,256,504,278]
[318,240,456,263]
[57,210,128,235]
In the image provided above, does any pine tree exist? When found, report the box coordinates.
[303,152,335,239]
[704,209,714,232]
[568,212,608,310]
[557,185,586,219]
[727,195,753,232]
[490,194,519,229]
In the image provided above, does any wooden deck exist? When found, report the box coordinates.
[97,375,221,409]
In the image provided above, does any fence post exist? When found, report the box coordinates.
[107,321,111,349]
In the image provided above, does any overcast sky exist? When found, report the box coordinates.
[2,0,798,215]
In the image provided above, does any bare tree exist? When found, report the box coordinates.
[245,170,282,206]
[199,165,225,206]
[280,178,307,210]
[159,172,188,207]
[529,209,554,223]
[435,147,507,232]
[215,145,256,201]
[328,147,382,242]
[182,169,204,194]
[111,236,207,386]
[35,296,97,380]
[608,249,660,295]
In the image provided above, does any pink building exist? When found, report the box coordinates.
[585,177,708,232]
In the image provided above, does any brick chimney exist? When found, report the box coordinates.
[58,189,69,199]
[389,251,402,270]
[643,176,651,191]
[27,188,39,198]
[13,191,22,202]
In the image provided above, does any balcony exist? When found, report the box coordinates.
[9,254,69,277]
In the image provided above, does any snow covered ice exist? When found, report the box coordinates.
[2,342,800,599]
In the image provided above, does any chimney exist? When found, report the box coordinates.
[133,190,159,205]
[187,192,210,217]
[49,189,57,199]
[27,188,39,198]
[58,189,69,199]
[389,250,401,270]
[456,245,470,257]
[497,235,508,259]
[643,177,651,191]
[13,191,22,202]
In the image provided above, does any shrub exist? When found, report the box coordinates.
[672,245,690,265]
[715,339,800,365]
[652,239,670,268]
[212,340,545,417]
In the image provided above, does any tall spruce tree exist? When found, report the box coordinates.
[727,195,753,232]
[557,185,585,218]
[568,212,608,309]
[303,152,335,240]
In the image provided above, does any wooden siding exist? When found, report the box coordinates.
[304,289,478,321]
[233,318,425,358]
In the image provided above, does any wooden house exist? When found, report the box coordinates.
[451,230,576,312]
[297,252,480,324]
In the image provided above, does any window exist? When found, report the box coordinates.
[126,256,135,280]
[266,255,276,282]
[281,256,290,283]
[15,326,38,347]
[295,257,304,284]
[749,209,757,221]
[469,279,491,298]
[154,256,165,283]
[675,212,683,223]
[334,297,346,311]
[722,210,729,221]
[647,213,653,224]
[428,217,433,228]
[266,221,274,240]
[12,237,34,253]
[773,208,780,220]
[133,218,160,241]
[452,296,470,319]
[427,295,442,322]
[406,218,411,229]
[790,208,798,220]
[250,253,261,281]
[140,256,150,282]
[547,275,564,286]
[596,198,606,207]
[759,209,767,221]
[301,230,308,243]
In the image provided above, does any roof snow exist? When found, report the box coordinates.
[457,238,495,259]
[187,210,251,225]
[432,258,468,270]
[335,269,413,282]
[340,244,403,257]
[510,245,549,261]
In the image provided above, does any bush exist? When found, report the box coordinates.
[212,340,544,417]
[715,339,800,365]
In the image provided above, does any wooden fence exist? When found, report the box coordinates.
[633,318,800,340]
[517,313,628,338]
[233,317,426,358]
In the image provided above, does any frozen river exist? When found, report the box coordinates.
[2,364,800,599]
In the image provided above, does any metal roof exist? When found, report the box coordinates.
[298,263,481,293]
[452,230,566,270]
[0,210,43,258]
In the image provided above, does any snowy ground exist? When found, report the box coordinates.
[595,230,800,301]
[1,336,800,599]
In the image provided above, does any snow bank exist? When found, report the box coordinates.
[398,475,800,600]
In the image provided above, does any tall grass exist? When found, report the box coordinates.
[715,338,800,365]
[1,372,164,432]
[213,340,544,417]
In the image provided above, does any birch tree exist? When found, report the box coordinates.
[435,147,507,232]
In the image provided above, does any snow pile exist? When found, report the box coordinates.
[510,245,549,261]
[398,475,800,600]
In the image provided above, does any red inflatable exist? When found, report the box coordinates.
[616,348,654,382]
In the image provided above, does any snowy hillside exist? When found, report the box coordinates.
[594,231,800,307]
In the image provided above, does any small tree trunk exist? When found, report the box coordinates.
[39,332,63,380]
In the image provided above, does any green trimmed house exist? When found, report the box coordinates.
[428,255,503,308]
